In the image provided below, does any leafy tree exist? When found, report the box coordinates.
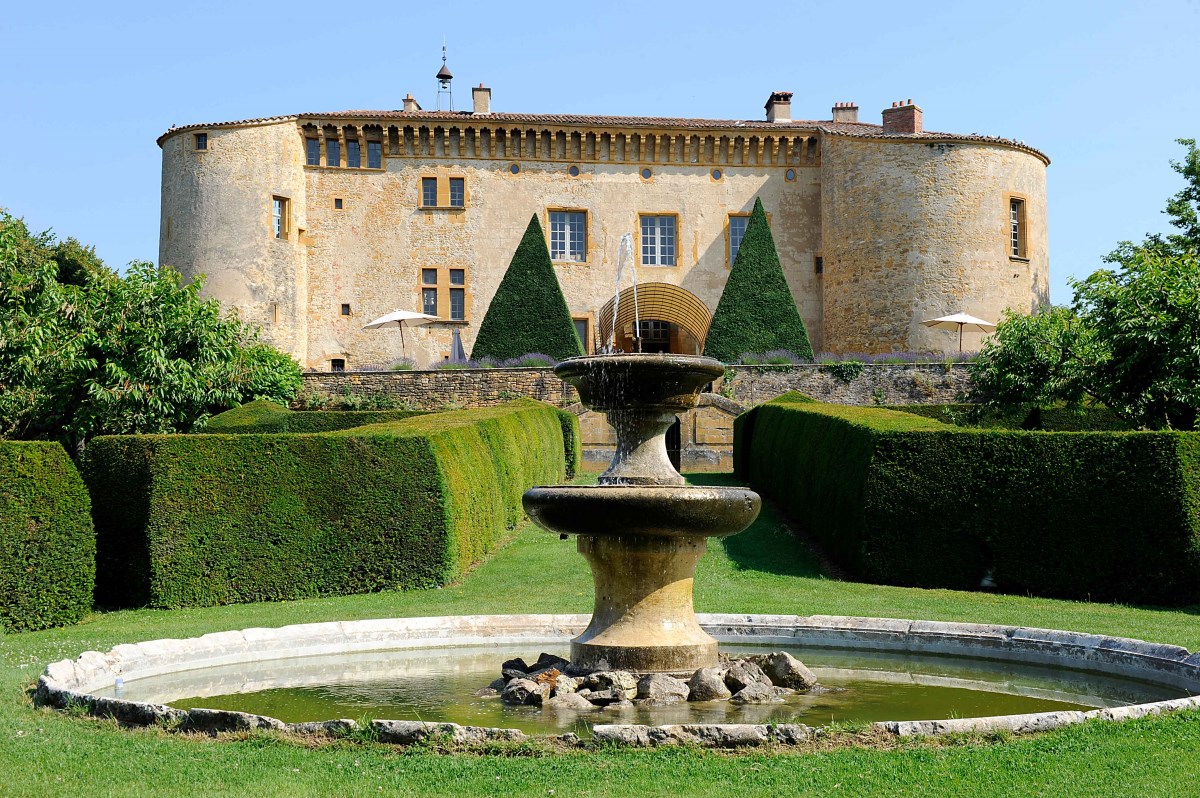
[703,197,813,362]
[970,141,1200,430]
[0,212,303,452]
[471,214,583,362]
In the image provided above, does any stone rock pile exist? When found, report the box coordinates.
[480,651,819,710]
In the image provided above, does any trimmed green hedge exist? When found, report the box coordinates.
[86,399,575,609]
[703,197,813,362]
[0,442,95,631]
[471,214,583,362]
[738,394,1200,605]
[204,400,426,434]
[887,404,1132,431]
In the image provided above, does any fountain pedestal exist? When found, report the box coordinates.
[523,354,760,674]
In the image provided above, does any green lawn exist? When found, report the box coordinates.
[3,474,1199,797]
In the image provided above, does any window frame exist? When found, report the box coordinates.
[330,358,346,373]
[448,177,465,208]
[326,138,341,168]
[305,138,320,166]
[638,213,679,268]
[726,213,750,268]
[193,132,207,151]
[418,267,471,322]
[346,138,361,169]
[421,177,439,208]
[366,140,383,169]
[548,208,589,263]
[1008,195,1029,260]
[572,314,594,354]
[271,196,290,240]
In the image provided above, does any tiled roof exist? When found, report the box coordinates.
[157,110,1048,163]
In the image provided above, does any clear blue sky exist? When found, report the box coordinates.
[2,0,1198,305]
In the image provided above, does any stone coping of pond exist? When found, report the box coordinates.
[34,614,1200,749]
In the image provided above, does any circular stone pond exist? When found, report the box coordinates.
[36,614,1200,747]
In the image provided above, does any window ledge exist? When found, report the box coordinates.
[420,205,467,211]
[430,319,470,326]
[304,165,385,171]
[1009,255,1031,263]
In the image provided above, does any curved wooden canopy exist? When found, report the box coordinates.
[597,282,713,350]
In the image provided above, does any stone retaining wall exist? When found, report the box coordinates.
[301,363,971,410]
[302,364,971,471]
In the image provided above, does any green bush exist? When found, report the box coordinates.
[738,395,1200,604]
[703,198,813,362]
[887,404,1132,431]
[471,215,583,362]
[0,442,95,630]
[85,399,575,609]
[204,400,426,434]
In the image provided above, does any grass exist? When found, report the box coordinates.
[3,474,1200,796]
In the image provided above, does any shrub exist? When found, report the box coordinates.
[471,215,583,362]
[204,400,426,434]
[703,198,813,362]
[737,395,1200,604]
[85,399,575,609]
[0,442,95,630]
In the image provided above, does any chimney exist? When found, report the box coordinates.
[472,83,492,115]
[831,101,859,123]
[764,91,793,123]
[402,93,422,113]
[881,99,922,134]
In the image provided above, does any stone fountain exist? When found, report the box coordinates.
[523,354,761,674]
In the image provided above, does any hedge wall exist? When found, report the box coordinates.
[0,442,95,631]
[887,403,1132,431]
[86,399,574,609]
[204,400,426,434]
[738,394,1200,605]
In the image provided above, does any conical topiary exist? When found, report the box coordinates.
[471,214,584,362]
[703,197,813,362]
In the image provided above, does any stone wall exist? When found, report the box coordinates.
[302,363,971,471]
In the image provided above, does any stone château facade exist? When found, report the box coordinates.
[158,82,1049,370]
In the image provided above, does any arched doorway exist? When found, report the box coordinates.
[596,283,713,354]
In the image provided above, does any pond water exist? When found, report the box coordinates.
[99,644,1189,737]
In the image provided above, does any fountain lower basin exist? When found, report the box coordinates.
[37,614,1200,746]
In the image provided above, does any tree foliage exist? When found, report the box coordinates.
[0,212,302,451]
[471,214,583,362]
[971,141,1200,430]
[703,197,813,362]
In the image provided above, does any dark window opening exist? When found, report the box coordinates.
[422,177,438,207]
[340,303,351,316]
[306,138,320,166]
[194,133,207,150]
[367,140,382,169]
[449,287,465,321]
[326,139,340,167]
[449,178,465,207]
[815,256,824,274]
[422,287,438,316]
[330,358,346,372]
[346,139,361,168]
[334,198,343,209]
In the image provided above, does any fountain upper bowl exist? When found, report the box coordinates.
[555,354,725,412]
[523,485,761,539]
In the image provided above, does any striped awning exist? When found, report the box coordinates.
[597,282,713,349]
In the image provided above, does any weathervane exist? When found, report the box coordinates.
[436,42,453,111]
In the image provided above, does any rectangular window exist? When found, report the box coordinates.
[449,268,465,285]
[1010,197,1027,258]
[340,303,351,316]
[815,255,824,274]
[306,138,320,166]
[640,215,676,266]
[449,178,465,207]
[422,268,438,285]
[367,140,382,169]
[327,139,340,167]
[550,210,587,262]
[271,196,289,239]
[573,317,591,353]
[330,358,345,372]
[422,177,438,207]
[194,132,207,151]
[334,198,343,210]
[450,288,465,321]
[728,215,749,266]
[346,139,361,168]
[422,287,439,316]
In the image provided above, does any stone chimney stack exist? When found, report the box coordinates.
[765,91,793,123]
[881,99,922,134]
[402,94,422,113]
[472,84,492,115]
[831,102,859,123]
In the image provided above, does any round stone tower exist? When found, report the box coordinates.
[158,120,309,363]
[819,107,1049,355]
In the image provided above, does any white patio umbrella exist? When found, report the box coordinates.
[921,312,997,354]
[362,309,441,358]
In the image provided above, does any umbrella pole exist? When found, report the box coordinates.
[400,322,406,358]
[957,323,963,354]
